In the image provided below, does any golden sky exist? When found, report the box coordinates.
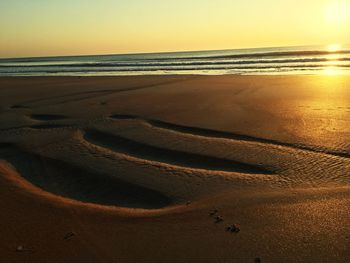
[1,0,350,58]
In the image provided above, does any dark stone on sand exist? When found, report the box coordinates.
[209,209,218,216]
[226,224,240,233]
[15,245,24,252]
[64,231,76,240]
[215,215,223,223]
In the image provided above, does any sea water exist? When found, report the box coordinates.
[1,44,350,76]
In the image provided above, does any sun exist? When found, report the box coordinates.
[325,0,350,25]
[327,44,341,52]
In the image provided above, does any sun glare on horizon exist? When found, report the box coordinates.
[324,43,344,75]
[327,44,342,52]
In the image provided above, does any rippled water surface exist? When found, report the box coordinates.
[1,45,350,76]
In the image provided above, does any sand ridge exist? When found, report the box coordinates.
[1,76,350,207]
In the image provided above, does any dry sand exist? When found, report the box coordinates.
[0,75,349,262]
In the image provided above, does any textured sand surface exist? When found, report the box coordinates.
[0,76,349,262]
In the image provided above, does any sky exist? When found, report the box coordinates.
[1,0,350,58]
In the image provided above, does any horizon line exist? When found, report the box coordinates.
[1,43,346,61]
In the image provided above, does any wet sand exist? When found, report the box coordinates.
[0,75,349,262]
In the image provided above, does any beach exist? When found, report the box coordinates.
[0,75,349,262]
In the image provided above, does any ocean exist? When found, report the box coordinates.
[1,44,350,76]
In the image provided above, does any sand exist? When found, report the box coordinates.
[0,75,349,262]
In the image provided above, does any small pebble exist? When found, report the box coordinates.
[215,216,223,223]
[231,224,240,233]
[209,209,218,216]
[16,245,24,252]
[64,231,76,240]
[226,224,240,233]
